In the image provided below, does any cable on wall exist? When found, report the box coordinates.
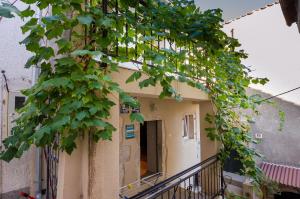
[258,86,300,103]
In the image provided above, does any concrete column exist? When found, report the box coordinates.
[56,94,119,199]
[56,137,87,199]
[199,101,218,161]
[89,94,120,199]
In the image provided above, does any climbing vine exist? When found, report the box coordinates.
[0,0,270,186]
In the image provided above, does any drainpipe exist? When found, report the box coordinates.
[34,8,43,199]
[0,72,4,196]
[33,66,42,199]
[1,71,9,139]
[0,70,9,196]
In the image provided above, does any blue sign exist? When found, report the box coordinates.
[125,124,135,139]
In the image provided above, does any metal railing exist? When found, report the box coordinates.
[44,137,59,199]
[121,155,225,199]
[89,0,200,76]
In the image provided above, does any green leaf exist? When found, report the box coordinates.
[130,113,144,123]
[0,147,18,162]
[76,111,89,121]
[0,3,19,18]
[42,15,60,23]
[41,77,71,90]
[51,115,71,130]
[98,17,115,28]
[126,71,142,83]
[93,128,113,141]
[89,107,98,115]
[71,50,102,57]
[85,119,107,128]
[20,6,34,17]
[119,92,138,108]
[57,57,77,66]
[77,15,93,25]
[33,126,51,143]
[139,78,156,88]
[56,39,72,54]
[25,56,37,68]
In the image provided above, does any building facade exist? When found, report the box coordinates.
[56,66,219,199]
[0,1,38,198]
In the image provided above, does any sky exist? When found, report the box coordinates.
[195,0,276,21]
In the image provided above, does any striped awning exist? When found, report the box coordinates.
[260,162,300,188]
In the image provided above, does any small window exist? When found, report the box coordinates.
[15,96,25,110]
[183,114,195,139]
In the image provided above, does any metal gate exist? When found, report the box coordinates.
[44,137,59,199]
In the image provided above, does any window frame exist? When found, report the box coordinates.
[182,114,196,140]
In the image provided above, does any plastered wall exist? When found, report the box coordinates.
[0,82,35,198]
[119,97,202,186]
[248,89,300,166]
[0,1,37,197]
[56,67,210,199]
[199,101,218,161]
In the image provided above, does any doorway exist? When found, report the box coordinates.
[140,120,162,178]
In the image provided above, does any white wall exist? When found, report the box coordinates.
[0,1,34,82]
[0,1,33,137]
[223,4,300,105]
[0,1,36,197]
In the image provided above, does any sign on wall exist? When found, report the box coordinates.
[125,124,135,139]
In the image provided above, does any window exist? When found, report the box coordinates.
[183,114,195,139]
[7,94,26,136]
[15,96,25,110]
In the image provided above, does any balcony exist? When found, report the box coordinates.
[120,155,225,199]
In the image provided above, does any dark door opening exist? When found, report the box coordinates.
[140,120,162,178]
[274,192,300,199]
[224,150,243,175]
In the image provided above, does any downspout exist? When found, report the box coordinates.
[34,8,43,199]
[0,71,6,196]
[33,66,42,199]
[33,65,42,199]
[1,71,9,139]
[0,70,9,196]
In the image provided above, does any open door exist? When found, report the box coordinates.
[140,120,162,178]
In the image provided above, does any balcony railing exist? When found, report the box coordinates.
[120,155,225,199]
